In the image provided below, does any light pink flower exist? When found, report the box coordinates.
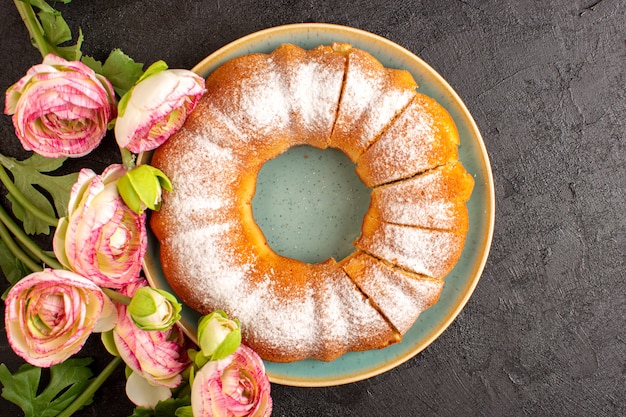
[112,281,190,388]
[4,54,116,158]
[191,345,272,417]
[4,269,116,368]
[53,164,147,289]
[114,66,205,153]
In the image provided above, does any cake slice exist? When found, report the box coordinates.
[329,47,417,161]
[310,261,401,361]
[367,161,474,232]
[342,252,443,335]
[199,51,297,160]
[271,44,346,149]
[355,214,465,279]
[356,92,459,188]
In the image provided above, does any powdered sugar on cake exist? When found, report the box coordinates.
[356,216,465,279]
[330,49,417,161]
[343,253,444,335]
[369,164,469,231]
[356,93,460,188]
[149,43,473,362]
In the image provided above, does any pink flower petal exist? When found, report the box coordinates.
[4,269,107,367]
[5,54,116,158]
[115,69,205,153]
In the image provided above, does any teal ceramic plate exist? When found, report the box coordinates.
[142,23,495,387]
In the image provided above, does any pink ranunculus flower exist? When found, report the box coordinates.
[112,280,190,388]
[53,164,147,289]
[4,269,117,368]
[191,344,272,417]
[114,63,205,153]
[4,54,116,158]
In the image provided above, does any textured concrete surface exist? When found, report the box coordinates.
[0,1,624,416]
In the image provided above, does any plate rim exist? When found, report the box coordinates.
[142,22,495,387]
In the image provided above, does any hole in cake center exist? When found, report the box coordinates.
[252,145,370,264]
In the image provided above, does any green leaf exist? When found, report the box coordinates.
[131,396,191,417]
[54,27,83,61]
[0,358,95,417]
[38,9,72,46]
[175,405,194,417]
[0,154,77,235]
[101,49,144,96]
[6,186,57,235]
[0,240,29,299]
[22,0,82,60]
[81,55,103,73]
[55,29,85,61]
[12,154,66,172]
[24,0,61,16]
[137,60,168,83]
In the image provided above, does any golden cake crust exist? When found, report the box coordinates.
[150,43,473,362]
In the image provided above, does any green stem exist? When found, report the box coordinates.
[0,220,41,273]
[102,287,132,305]
[13,0,54,59]
[0,203,62,269]
[0,165,58,227]
[57,356,123,417]
[120,148,136,170]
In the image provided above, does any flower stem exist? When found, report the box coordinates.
[102,287,132,305]
[13,0,54,59]
[0,203,62,269]
[0,164,59,227]
[0,220,41,273]
[57,356,123,417]
[120,148,136,170]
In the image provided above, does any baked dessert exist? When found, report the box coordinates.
[150,43,474,362]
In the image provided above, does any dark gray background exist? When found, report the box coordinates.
[1,1,624,416]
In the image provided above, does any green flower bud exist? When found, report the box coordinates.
[117,164,172,214]
[128,287,182,331]
[197,311,241,361]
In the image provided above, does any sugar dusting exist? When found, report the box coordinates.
[356,217,465,279]
[279,52,344,143]
[237,64,291,134]
[330,49,416,160]
[343,253,444,335]
[312,265,395,357]
[356,95,439,186]
[164,217,392,358]
[153,44,468,361]
[371,167,459,230]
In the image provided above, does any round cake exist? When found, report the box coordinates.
[149,43,474,362]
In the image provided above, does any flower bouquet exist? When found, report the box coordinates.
[0,1,272,416]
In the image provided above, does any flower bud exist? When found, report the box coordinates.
[117,164,173,214]
[197,311,241,361]
[114,61,205,153]
[127,287,182,331]
[112,281,190,388]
